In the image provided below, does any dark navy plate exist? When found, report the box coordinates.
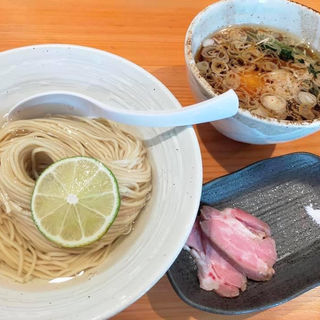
[167,152,320,314]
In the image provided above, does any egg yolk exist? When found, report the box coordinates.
[239,71,264,95]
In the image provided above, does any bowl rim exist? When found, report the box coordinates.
[184,0,320,128]
[0,43,203,319]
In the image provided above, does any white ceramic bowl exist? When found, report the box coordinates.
[0,44,202,319]
[185,0,320,144]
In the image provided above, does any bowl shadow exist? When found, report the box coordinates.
[195,122,276,174]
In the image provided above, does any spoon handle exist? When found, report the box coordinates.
[9,89,238,127]
[96,89,238,127]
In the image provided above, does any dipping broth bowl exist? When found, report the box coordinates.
[185,0,320,144]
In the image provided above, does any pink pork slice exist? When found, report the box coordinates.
[223,208,277,268]
[200,206,277,281]
[186,217,247,297]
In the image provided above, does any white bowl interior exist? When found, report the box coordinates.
[0,45,202,319]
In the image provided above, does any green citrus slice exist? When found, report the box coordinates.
[31,157,120,248]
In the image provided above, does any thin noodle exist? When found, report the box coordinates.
[0,116,152,282]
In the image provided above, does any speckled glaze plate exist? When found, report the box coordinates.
[167,152,320,314]
[0,45,202,320]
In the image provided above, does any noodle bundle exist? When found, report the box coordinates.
[0,116,152,283]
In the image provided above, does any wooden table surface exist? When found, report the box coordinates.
[0,0,319,319]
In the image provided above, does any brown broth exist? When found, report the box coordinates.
[195,24,320,122]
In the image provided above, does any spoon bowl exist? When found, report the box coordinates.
[8,90,238,126]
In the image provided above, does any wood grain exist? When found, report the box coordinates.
[0,0,319,319]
